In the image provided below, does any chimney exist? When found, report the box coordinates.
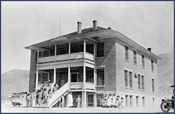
[108,27,111,30]
[77,21,82,35]
[147,48,151,52]
[93,20,97,30]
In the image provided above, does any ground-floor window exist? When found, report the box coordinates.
[130,95,133,107]
[142,97,145,107]
[88,94,94,107]
[136,96,139,107]
[125,95,128,107]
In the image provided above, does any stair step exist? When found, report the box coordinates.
[33,104,50,108]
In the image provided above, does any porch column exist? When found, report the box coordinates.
[68,42,71,84]
[83,40,86,88]
[82,91,87,108]
[53,44,57,84]
[35,68,38,91]
[93,94,97,107]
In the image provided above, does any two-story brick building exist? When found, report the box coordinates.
[25,20,160,109]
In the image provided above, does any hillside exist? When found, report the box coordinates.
[1,69,29,99]
[158,53,174,97]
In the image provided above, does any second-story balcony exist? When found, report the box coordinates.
[37,40,95,64]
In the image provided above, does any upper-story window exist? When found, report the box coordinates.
[151,60,154,72]
[97,42,104,57]
[138,74,141,89]
[141,75,144,90]
[124,70,128,87]
[97,68,105,85]
[142,55,145,68]
[71,41,84,53]
[133,50,137,64]
[125,46,129,61]
[57,43,69,55]
[152,79,155,92]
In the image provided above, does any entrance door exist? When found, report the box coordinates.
[87,94,94,107]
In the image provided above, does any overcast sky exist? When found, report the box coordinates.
[1,1,174,74]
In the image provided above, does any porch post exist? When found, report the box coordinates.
[35,68,38,91]
[53,44,57,84]
[93,94,97,107]
[82,91,87,108]
[35,49,39,91]
[68,42,71,83]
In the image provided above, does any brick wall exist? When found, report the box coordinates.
[29,50,37,92]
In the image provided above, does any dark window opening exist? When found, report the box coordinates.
[151,60,154,72]
[86,67,94,83]
[97,68,104,85]
[129,72,132,88]
[133,50,137,64]
[138,74,141,89]
[124,70,128,87]
[142,55,145,67]
[70,67,83,82]
[125,46,129,60]
[97,42,104,57]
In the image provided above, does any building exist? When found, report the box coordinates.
[25,20,161,109]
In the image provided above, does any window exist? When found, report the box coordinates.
[97,68,105,85]
[57,43,69,55]
[142,55,145,67]
[125,95,128,107]
[130,95,133,107]
[129,72,132,88]
[138,74,141,89]
[142,76,144,90]
[86,67,94,83]
[133,50,137,64]
[97,42,104,57]
[136,96,139,107]
[142,97,145,107]
[71,41,84,53]
[87,95,94,106]
[124,70,128,87]
[151,60,154,72]
[125,46,129,60]
[43,50,50,57]
[152,79,154,92]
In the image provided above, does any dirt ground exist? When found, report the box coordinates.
[1,100,174,113]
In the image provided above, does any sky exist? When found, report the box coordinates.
[1,1,174,74]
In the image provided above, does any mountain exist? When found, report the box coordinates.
[158,53,174,97]
[1,69,29,99]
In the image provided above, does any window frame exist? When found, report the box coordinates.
[97,67,105,86]
[125,45,129,61]
[133,50,137,64]
[142,54,145,68]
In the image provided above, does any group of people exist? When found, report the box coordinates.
[100,93,124,108]
[67,92,81,108]
[35,83,59,105]
[26,83,59,107]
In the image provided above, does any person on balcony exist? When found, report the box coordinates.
[76,95,81,108]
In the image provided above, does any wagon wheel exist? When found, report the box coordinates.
[161,101,171,112]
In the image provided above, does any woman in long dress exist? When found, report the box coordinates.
[67,92,73,108]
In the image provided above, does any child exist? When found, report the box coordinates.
[76,95,81,108]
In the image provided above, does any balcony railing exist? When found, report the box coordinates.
[38,52,94,63]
